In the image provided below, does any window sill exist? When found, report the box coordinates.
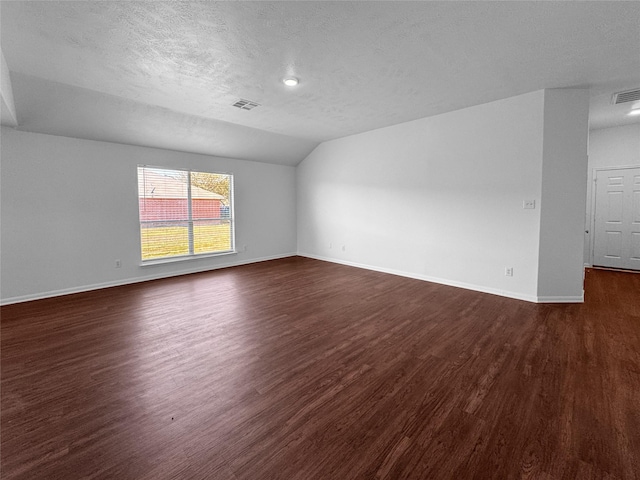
[140,250,237,267]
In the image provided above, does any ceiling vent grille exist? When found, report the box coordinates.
[611,88,640,105]
[232,99,260,110]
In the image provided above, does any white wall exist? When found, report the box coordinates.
[537,89,589,300]
[2,88,593,305]
[298,91,547,302]
[297,89,590,302]
[1,127,297,304]
[584,123,640,265]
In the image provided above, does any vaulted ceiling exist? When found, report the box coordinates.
[2,1,639,166]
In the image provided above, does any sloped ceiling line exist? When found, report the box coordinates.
[1,1,639,164]
[1,48,18,127]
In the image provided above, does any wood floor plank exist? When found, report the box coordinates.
[2,258,639,479]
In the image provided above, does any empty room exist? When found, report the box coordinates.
[1,1,639,479]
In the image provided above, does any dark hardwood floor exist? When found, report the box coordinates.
[1,257,639,479]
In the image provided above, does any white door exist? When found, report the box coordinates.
[593,167,640,270]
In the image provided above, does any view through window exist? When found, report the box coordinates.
[137,166,234,261]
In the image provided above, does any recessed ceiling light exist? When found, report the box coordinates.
[283,77,299,87]
[628,109,640,116]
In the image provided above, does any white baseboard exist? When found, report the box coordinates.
[537,295,584,303]
[298,252,583,304]
[3,252,585,306]
[1,253,296,305]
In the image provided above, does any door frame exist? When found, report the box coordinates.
[589,164,640,267]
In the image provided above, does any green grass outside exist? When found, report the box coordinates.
[141,224,232,260]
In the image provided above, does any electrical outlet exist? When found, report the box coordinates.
[523,200,536,209]
[341,245,346,252]
[115,259,121,268]
[329,243,332,249]
[505,267,513,277]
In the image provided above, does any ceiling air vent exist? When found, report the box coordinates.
[232,99,260,110]
[611,88,640,105]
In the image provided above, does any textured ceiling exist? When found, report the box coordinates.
[1,1,640,165]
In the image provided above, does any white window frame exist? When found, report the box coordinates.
[137,165,236,265]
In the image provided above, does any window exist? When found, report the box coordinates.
[137,166,234,261]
